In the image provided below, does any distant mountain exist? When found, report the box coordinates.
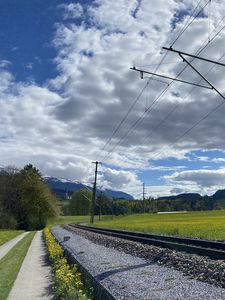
[44,176,133,200]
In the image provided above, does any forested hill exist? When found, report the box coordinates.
[157,193,202,201]
[44,176,134,200]
[157,191,225,202]
[155,190,225,211]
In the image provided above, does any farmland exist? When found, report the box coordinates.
[94,210,225,241]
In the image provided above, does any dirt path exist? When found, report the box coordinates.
[0,232,29,260]
[7,231,54,300]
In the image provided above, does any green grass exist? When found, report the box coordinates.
[94,210,225,241]
[47,215,90,227]
[0,231,35,300]
[0,230,25,246]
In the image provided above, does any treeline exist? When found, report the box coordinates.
[0,164,59,230]
[63,189,225,216]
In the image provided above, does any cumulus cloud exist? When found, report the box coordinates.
[99,167,142,191]
[59,3,84,20]
[1,0,225,196]
[165,168,225,194]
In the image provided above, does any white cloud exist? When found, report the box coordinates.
[60,3,84,20]
[1,1,225,197]
[165,168,225,194]
[212,158,225,163]
[99,167,142,191]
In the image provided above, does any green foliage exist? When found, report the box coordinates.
[0,164,59,230]
[69,190,92,215]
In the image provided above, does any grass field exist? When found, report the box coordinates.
[47,215,90,227]
[0,230,24,246]
[94,210,225,241]
[0,231,35,300]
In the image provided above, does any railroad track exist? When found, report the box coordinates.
[68,223,225,260]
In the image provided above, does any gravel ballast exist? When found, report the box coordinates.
[64,225,225,288]
[52,226,225,300]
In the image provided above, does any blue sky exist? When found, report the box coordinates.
[1,0,225,197]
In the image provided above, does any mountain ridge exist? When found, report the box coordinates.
[44,176,134,200]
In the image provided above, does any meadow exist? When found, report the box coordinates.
[0,230,24,246]
[47,215,90,227]
[94,210,225,241]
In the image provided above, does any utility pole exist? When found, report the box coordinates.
[99,191,103,221]
[90,161,100,224]
[142,182,145,213]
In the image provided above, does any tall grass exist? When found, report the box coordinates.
[47,215,90,228]
[95,210,225,240]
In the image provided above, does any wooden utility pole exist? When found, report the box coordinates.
[90,161,100,224]
[143,182,145,213]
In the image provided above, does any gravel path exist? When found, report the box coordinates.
[7,231,53,300]
[52,226,225,300]
[0,232,29,260]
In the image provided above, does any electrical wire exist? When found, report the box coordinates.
[98,0,210,161]
[152,51,225,161]
[102,10,225,162]
[171,0,210,47]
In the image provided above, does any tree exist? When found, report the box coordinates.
[69,189,91,215]
[20,166,59,229]
[0,164,59,230]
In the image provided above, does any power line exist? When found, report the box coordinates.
[135,61,180,68]
[171,0,210,47]
[151,51,225,161]
[133,51,225,153]
[100,81,149,154]
[102,11,225,162]
[98,0,210,161]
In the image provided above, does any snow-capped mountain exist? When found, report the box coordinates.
[43,176,133,200]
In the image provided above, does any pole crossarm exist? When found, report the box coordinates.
[130,66,212,89]
[179,53,225,102]
[163,47,225,68]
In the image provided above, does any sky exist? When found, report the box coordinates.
[1,0,225,198]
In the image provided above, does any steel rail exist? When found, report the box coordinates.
[70,224,225,260]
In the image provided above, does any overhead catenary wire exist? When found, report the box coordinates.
[151,51,225,161]
[170,0,210,47]
[98,0,210,161]
[208,0,212,42]
[100,81,149,154]
[102,11,225,162]
[116,48,225,158]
